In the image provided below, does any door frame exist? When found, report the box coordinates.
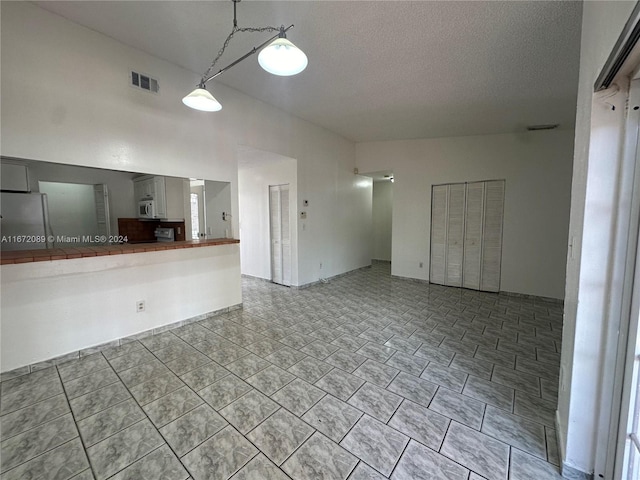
[610,77,640,479]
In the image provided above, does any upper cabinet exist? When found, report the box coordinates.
[1,163,30,192]
[134,175,186,220]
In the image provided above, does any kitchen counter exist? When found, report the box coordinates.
[0,238,239,265]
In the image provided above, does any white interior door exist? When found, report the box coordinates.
[445,183,466,287]
[463,181,485,290]
[480,180,505,292]
[269,184,291,286]
[430,184,448,285]
[280,186,292,286]
[430,180,504,292]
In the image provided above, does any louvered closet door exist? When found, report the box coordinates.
[480,180,505,292]
[463,182,484,290]
[280,185,291,286]
[93,184,111,240]
[269,184,291,287]
[430,185,448,285]
[269,186,283,285]
[445,183,466,287]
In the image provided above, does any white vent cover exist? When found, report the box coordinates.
[130,71,159,93]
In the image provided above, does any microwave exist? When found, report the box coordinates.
[138,199,156,219]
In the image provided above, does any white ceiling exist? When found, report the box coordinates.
[33,1,583,143]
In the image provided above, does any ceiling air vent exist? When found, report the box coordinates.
[526,124,559,131]
[130,70,159,93]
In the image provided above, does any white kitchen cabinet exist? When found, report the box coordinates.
[153,176,167,218]
[1,162,30,192]
[430,180,505,293]
[134,176,154,201]
[133,175,185,220]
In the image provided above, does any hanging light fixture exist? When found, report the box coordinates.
[258,27,308,76]
[182,0,307,112]
[182,85,222,112]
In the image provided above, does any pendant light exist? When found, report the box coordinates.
[183,0,307,112]
[258,28,308,76]
[182,85,222,112]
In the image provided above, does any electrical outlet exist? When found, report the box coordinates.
[136,300,145,313]
[419,262,424,268]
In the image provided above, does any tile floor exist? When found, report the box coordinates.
[0,263,564,479]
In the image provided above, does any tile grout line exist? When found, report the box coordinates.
[105,349,202,480]
[56,363,99,480]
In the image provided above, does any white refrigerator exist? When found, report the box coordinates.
[0,192,53,250]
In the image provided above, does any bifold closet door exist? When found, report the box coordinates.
[279,186,291,286]
[430,180,504,292]
[445,183,466,287]
[430,182,465,287]
[430,185,448,285]
[462,181,484,290]
[269,184,291,286]
[480,180,504,292]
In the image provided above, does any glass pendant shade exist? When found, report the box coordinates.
[182,87,222,112]
[258,37,308,76]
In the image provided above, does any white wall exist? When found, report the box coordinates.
[297,164,372,284]
[356,130,574,299]
[372,181,393,261]
[558,1,639,476]
[1,245,241,371]
[205,181,232,239]
[0,2,369,368]
[238,148,298,284]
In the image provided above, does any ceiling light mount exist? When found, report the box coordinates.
[182,0,307,112]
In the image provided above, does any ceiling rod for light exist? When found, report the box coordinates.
[202,24,294,84]
[182,0,307,112]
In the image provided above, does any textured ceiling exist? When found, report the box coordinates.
[33,1,583,142]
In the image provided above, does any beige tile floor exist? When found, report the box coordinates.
[0,262,564,479]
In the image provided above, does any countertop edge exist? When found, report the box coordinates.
[0,239,240,265]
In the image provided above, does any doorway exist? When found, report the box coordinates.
[237,145,298,285]
[270,184,291,286]
[372,177,393,263]
[39,181,110,246]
